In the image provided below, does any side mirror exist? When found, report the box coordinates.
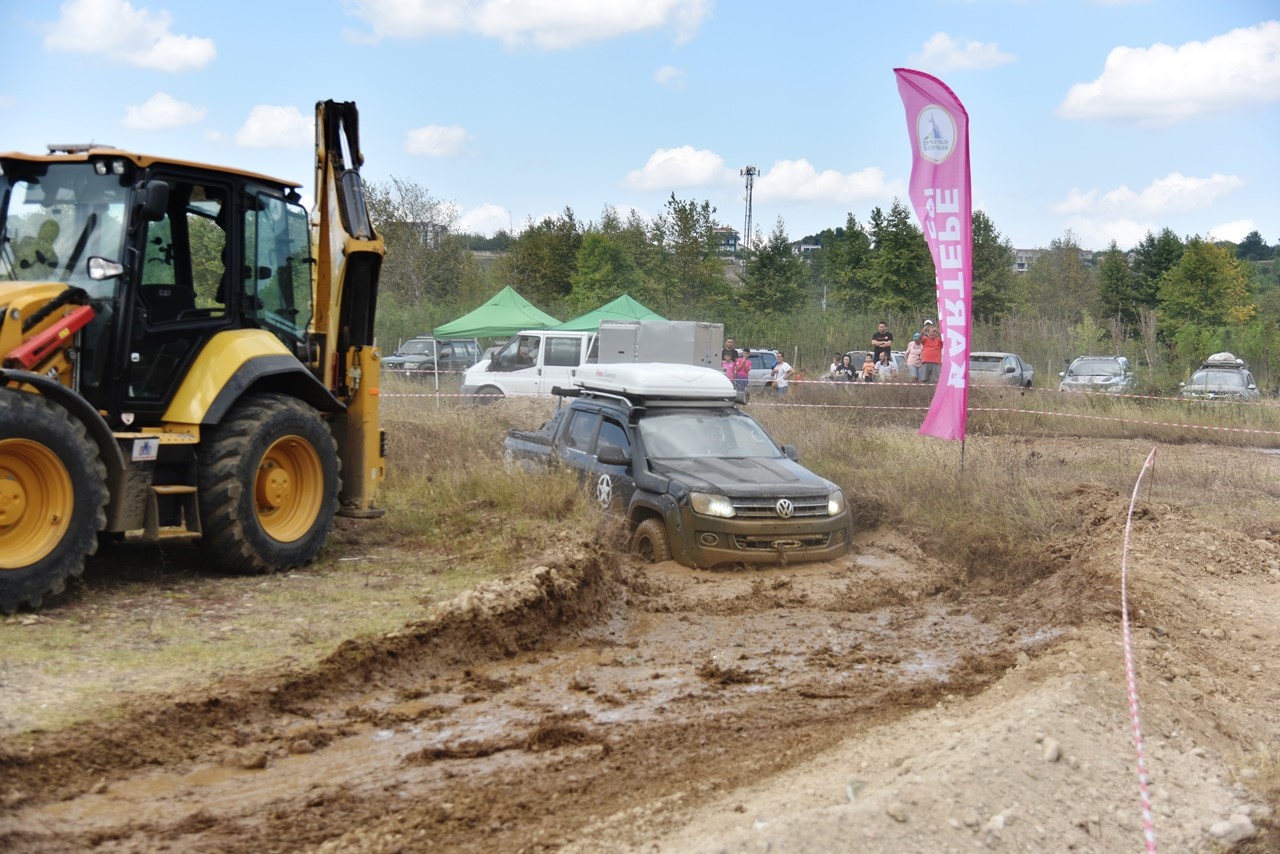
[781,444,799,461]
[1005,365,1016,373]
[135,180,170,223]
[1058,371,1065,378]
[597,445,630,467]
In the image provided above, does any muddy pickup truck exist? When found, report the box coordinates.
[503,363,853,567]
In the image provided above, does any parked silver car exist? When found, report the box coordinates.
[1179,352,1260,402]
[969,352,1034,388]
[1058,355,1134,393]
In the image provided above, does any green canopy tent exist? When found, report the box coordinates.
[431,286,560,339]
[553,294,665,331]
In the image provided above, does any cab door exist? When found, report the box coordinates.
[557,408,635,512]
[535,334,589,394]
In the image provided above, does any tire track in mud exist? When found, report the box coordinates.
[1,534,1076,853]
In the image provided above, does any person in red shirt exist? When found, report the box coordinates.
[920,320,943,383]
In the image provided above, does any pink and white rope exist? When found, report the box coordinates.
[1121,448,1159,853]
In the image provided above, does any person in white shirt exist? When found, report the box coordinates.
[771,351,793,394]
[876,350,898,382]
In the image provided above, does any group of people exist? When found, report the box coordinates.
[827,320,945,383]
[720,338,794,394]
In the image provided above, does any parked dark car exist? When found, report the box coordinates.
[969,352,1034,388]
[1179,352,1260,402]
[382,337,481,378]
[1058,355,1134,393]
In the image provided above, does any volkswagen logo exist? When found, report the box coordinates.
[775,498,794,518]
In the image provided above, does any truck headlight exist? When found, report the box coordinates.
[828,490,846,516]
[690,492,735,518]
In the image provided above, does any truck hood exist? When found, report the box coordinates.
[649,456,833,495]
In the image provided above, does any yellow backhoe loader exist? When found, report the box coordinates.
[0,100,386,613]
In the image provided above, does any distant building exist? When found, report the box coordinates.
[714,226,739,255]
[1012,246,1095,272]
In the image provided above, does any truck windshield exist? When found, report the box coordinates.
[638,409,781,459]
[1,162,129,298]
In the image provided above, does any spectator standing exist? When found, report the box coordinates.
[771,351,793,394]
[733,347,751,392]
[721,346,737,381]
[905,332,924,382]
[876,350,898,382]
[871,321,894,361]
[828,352,843,378]
[860,352,877,382]
[920,320,943,383]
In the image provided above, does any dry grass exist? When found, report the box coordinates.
[744,382,1280,587]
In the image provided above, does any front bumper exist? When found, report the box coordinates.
[672,506,853,568]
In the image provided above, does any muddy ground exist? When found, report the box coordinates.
[2,443,1279,852]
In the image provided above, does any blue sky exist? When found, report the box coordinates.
[3,1,1278,252]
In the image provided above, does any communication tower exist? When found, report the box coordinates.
[740,165,757,255]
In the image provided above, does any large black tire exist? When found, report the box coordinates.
[630,517,672,563]
[0,390,107,613]
[197,394,340,574]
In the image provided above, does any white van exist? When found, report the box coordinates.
[461,330,597,401]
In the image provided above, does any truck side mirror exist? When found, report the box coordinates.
[135,180,170,223]
[781,444,799,461]
[597,445,630,466]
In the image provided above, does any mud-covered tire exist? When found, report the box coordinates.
[197,394,340,574]
[0,390,107,613]
[630,518,671,563]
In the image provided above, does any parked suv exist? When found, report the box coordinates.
[1058,355,1134,393]
[383,337,480,378]
[1180,352,1260,402]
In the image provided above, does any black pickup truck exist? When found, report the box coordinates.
[503,363,853,568]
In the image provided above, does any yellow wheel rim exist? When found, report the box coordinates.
[0,438,74,569]
[254,435,324,543]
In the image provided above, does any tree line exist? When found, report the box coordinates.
[365,176,1280,390]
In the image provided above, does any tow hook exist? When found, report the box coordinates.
[772,539,802,565]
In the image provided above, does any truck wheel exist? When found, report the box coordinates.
[630,518,671,563]
[197,394,340,573]
[0,390,107,613]
[476,385,504,405]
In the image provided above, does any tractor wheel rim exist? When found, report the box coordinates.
[0,439,74,569]
[254,435,324,543]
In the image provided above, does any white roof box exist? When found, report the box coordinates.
[573,362,737,400]
[1203,352,1244,367]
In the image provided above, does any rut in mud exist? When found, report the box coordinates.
[1,519,1065,853]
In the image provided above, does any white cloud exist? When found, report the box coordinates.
[405,125,469,157]
[654,64,686,90]
[44,0,215,72]
[121,92,205,130]
[1054,172,1243,218]
[754,160,897,204]
[1062,217,1156,251]
[1058,21,1280,125]
[1207,219,1257,244]
[623,145,736,191]
[342,0,711,49]
[458,203,512,235]
[908,32,1015,72]
[234,105,312,149]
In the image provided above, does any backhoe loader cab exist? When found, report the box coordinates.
[0,100,386,613]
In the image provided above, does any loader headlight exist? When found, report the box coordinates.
[690,492,735,518]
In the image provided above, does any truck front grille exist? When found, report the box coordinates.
[731,496,829,518]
